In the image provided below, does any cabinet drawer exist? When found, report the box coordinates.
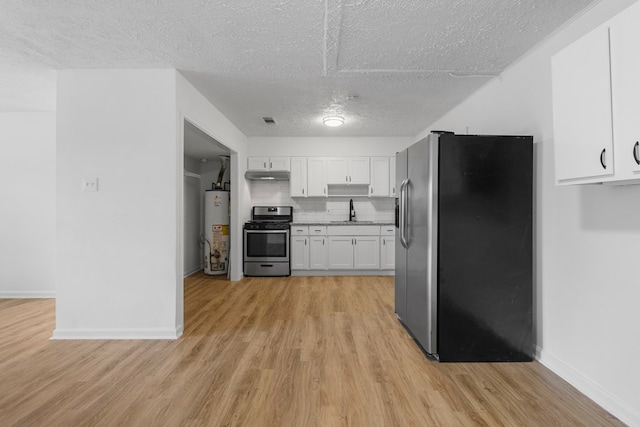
[309,226,327,235]
[380,226,395,236]
[291,226,309,235]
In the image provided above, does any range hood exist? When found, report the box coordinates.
[244,170,290,181]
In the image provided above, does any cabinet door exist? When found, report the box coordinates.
[289,157,307,197]
[370,157,390,196]
[380,236,395,269]
[290,236,309,270]
[327,236,354,269]
[349,157,370,184]
[248,157,269,171]
[326,158,348,184]
[309,236,328,270]
[552,25,614,183]
[269,157,290,171]
[389,156,397,197]
[307,158,327,197]
[354,236,379,269]
[610,2,640,176]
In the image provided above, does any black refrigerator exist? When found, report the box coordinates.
[395,131,533,362]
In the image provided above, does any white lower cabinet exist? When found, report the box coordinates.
[327,225,380,270]
[380,226,395,270]
[380,236,395,269]
[290,235,309,270]
[291,224,393,274]
[327,236,356,269]
[291,226,327,271]
[353,236,380,269]
[309,236,328,269]
[327,236,380,270]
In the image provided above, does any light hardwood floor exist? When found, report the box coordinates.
[0,273,623,426]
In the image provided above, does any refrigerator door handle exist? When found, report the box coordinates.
[399,178,409,248]
[404,178,411,247]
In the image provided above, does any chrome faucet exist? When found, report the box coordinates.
[349,199,356,222]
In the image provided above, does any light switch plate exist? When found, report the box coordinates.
[82,177,99,192]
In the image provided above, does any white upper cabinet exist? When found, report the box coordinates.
[247,156,290,171]
[307,158,327,197]
[552,1,640,185]
[552,25,614,184]
[349,157,370,184]
[370,157,390,197]
[326,158,348,184]
[290,157,307,197]
[326,157,370,184]
[389,156,397,197]
[609,1,640,179]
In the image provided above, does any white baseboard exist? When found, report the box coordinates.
[538,347,640,426]
[0,291,56,299]
[51,327,182,340]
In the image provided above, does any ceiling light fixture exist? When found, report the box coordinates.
[323,116,344,127]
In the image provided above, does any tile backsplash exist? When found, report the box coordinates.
[250,181,395,223]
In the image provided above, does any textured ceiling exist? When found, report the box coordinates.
[1,0,597,137]
[184,120,229,160]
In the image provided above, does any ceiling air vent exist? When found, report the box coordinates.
[262,117,277,125]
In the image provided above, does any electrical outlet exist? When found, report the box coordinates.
[82,177,99,192]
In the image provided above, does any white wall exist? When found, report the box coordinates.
[184,156,202,277]
[176,72,249,290]
[248,136,412,157]
[55,69,179,339]
[421,1,640,424]
[0,113,56,298]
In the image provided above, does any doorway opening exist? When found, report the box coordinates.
[183,119,232,278]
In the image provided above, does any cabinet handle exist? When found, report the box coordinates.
[323,187,326,195]
[270,162,273,169]
[305,238,307,245]
[634,141,640,165]
[349,176,352,182]
[600,148,607,170]
[264,162,267,169]
[302,188,305,195]
[345,176,348,182]
[323,238,325,245]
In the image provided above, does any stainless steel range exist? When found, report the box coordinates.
[243,206,293,277]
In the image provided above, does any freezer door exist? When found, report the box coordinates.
[436,134,533,362]
[394,149,408,321]
[405,135,439,356]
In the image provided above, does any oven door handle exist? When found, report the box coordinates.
[244,230,290,234]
